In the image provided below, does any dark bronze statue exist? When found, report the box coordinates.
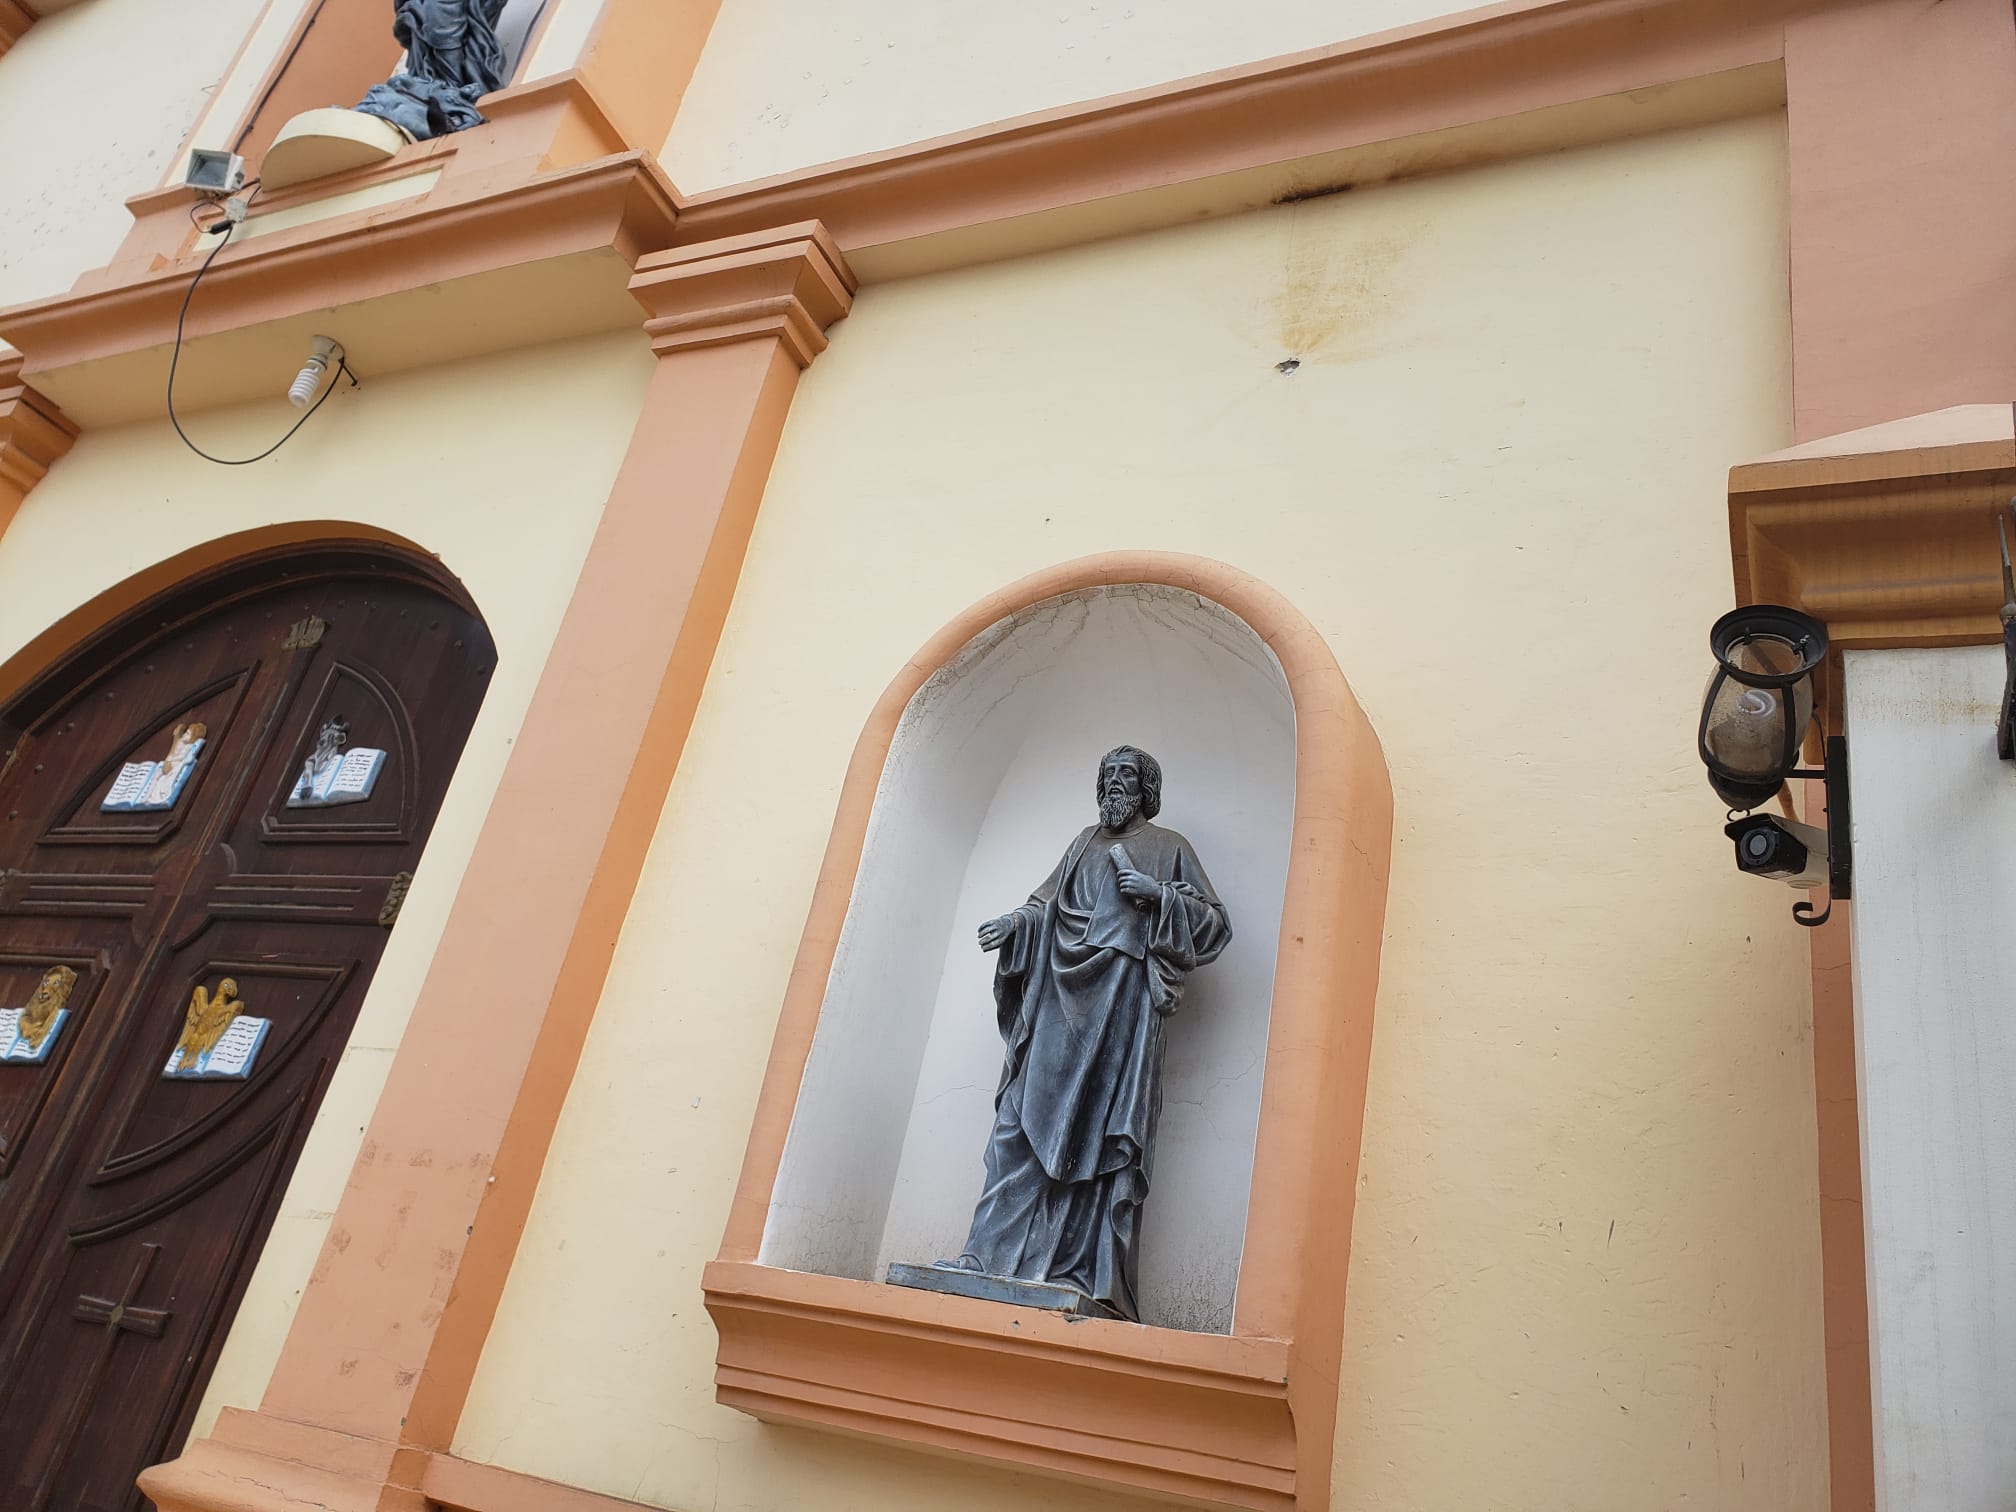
[356,0,508,141]
[923,745,1231,1322]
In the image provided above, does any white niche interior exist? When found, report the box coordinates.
[760,583,1296,1332]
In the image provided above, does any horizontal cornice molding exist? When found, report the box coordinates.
[1729,403,2016,650]
[630,221,855,367]
[3,153,674,370]
[671,0,1826,275]
[0,152,679,426]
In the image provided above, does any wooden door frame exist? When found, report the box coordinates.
[0,529,493,1508]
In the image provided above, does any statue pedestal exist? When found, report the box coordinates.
[260,108,409,191]
[886,1262,1119,1319]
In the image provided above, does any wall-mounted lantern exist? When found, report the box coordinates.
[1696,604,1851,926]
[1699,606,1825,808]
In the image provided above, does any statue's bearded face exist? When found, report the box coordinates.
[1098,759,1143,830]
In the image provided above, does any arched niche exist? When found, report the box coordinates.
[710,553,1394,1512]
[762,581,1294,1331]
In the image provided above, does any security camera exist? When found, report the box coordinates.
[1724,813,1829,888]
[184,148,246,196]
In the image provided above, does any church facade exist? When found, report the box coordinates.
[0,1,2011,1509]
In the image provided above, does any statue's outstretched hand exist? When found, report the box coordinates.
[1115,867,1160,907]
[977,914,1019,952]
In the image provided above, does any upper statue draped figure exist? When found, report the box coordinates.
[934,744,1231,1323]
[356,0,509,141]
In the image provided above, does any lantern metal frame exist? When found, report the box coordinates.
[1695,604,1851,928]
[1696,604,1828,810]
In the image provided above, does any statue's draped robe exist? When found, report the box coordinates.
[959,819,1230,1321]
[356,0,508,140]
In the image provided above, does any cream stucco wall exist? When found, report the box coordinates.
[0,0,271,318]
[0,327,655,1442]
[459,114,1829,1511]
[662,0,1510,191]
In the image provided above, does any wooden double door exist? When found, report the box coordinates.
[0,547,493,1510]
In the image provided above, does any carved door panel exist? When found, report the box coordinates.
[0,551,492,1511]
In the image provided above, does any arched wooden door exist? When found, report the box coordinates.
[0,544,494,1510]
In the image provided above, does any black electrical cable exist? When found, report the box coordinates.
[166,193,355,466]
[187,188,238,237]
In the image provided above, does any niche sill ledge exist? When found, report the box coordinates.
[703,1259,1301,1511]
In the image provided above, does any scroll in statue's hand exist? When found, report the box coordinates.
[1108,844,1159,908]
[977,914,1019,952]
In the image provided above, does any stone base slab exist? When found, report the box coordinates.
[885,1262,1117,1318]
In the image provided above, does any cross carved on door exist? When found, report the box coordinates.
[24,1245,177,1511]
[73,1245,173,1340]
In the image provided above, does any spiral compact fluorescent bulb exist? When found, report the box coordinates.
[288,336,344,408]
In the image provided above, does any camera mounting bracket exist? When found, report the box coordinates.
[1786,735,1851,927]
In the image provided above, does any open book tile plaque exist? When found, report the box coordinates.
[102,722,206,812]
[287,717,385,808]
[0,967,78,1065]
[162,979,271,1081]
[163,1016,270,1080]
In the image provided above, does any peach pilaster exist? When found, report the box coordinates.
[1784,0,2016,440]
